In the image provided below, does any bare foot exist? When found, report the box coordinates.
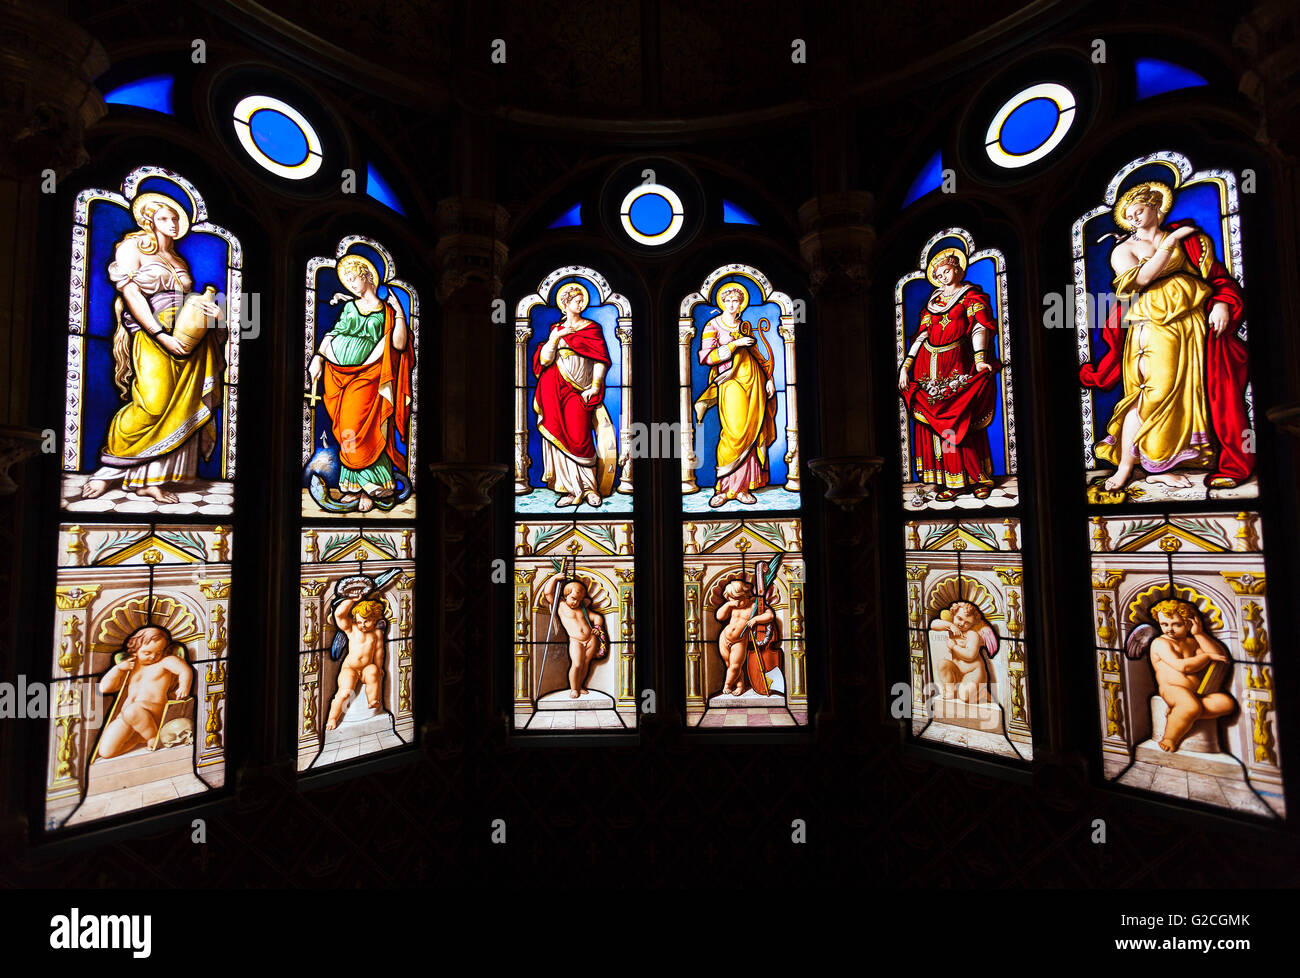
[584,491,601,507]
[708,494,727,508]
[729,686,744,696]
[80,479,109,499]
[737,490,757,504]
[357,494,374,512]
[326,717,338,731]
[569,689,581,699]
[1103,469,1131,491]
[137,486,179,503]
[556,494,577,507]
[1148,473,1192,488]
[1159,738,1175,752]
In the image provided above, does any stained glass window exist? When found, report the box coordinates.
[1076,154,1282,816]
[1076,152,1253,503]
[512,267,637,732]
[984,83,1076,169]
[232,94,324,180]
[895,230,1033,759]
[679,265,808,728]
[47,167,241,829]
[299,237,418,769]
[903,519,1031,759]
[104,75,175,115]
[1135,59,1208,100]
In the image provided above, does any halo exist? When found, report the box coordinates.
[337,254,380,295]
[1114,181,1174,231]
[555,281,590,312]
[713,281,751,315]
[926,247,968,286]
[131,192,192,239]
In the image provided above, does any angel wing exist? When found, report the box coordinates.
[1125,622,1156,660]
[978,624,999,659]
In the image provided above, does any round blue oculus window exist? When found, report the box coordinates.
[984,83,1077,169]
[999,98,1060,156]
[248,108,310,166]
[628,193,673,236]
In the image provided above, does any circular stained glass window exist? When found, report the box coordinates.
[984,83,1076,169]
[619,183,685,245]
[232,95,323,180]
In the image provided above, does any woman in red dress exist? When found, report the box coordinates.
[897,251,1002,501]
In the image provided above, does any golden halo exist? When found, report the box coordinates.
[555,281,590,312]
[926,247,968,286]
[714,282,750,315]
[131,192,191,239]
[1114,181,1174,232]
[337,254,380,295]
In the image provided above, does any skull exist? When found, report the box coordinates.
[156,717,194,749]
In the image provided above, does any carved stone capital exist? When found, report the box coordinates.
[797,192,876,297]
[0,425,43,495]
[1266,401,1300,438]
[1235,2,1300,158]
[429,461,509,513]
[808,455,884,511]
[433,197,510,302]
[0,5,108,180]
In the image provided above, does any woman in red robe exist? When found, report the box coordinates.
[531,284,615,507]
[897,251,1002,501]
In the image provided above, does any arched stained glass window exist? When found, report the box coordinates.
[895,229,1032,760]
[511,266,637,733]
[47,166,241,828]
[1076,153,1283,817]
[298,237,418,770]
[678,264,808,728]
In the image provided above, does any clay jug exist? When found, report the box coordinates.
[171,285,217,354]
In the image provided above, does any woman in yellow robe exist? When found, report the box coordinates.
[1098,185,1226,491]
[82,196,223,504]
[693,285,777,507]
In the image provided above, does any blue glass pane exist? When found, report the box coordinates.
[248,108,309,166]
[1000,98,1059,155]
[104,75,174,115]
[1136,58,1208,99]
[902,150,943,207]
[547,202,582,228]
[628,193,672,235]
[722,200,759,225]
[365,163,406,215]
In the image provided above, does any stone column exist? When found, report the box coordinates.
[297,578,328,757]
[615,322,634,494]
[994,568,1030,735]
[683,566,705,711]
[1091,567,1129,756]
[432,188,510,742]
[677,321,700,493]
[616,567,636,711]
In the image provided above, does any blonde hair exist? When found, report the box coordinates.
[934,254,963,275]
[950,600,987,627]
[352,599,385,621]
[111,200,186,397]
[558,284,585,307]
[724,578,754,601]
[718,285,745,303]
[1152,598,1197,624]
[338,256,376,286]
[122,199,178,256]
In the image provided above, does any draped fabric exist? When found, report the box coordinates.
[321,302,413,492]
[901,286,1001,490]
[1080,222,1251,482]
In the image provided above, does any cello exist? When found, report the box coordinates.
[743,554,783,695]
